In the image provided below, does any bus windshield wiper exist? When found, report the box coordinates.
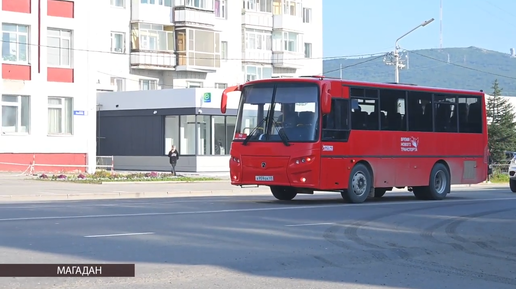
[242,116,268,146]
[270,118,290,146]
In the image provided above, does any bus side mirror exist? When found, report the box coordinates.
[321,83,331,115]
[220,85,241,114]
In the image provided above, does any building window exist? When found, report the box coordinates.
[131,23,174,52]
[244,0,271,12]
[1,95,30,134]
[176,28,221,68]
[180,115,196,155]
[2,24,29,63]
[272,31,300,53]
[245,29,272,51]
[176,0,212,9]
[303,8,312,23]
[140,0,172,6]
[212,116,226,155]
[282,0,300,16]
[110,0,125,7]
[197,115,211,155]
[111,77,126,91]
[187,81,203,88]
[111,32,125,53]
[48,97,73,135]
[140,79,158,90]
[164,115,179,154]
[47,28,72,67]
[304,43,312,58]
[215,83,227,89]
[225,116,236,153]
[215,0,226,19]
[221,41,228,60]
[244,65,272,81]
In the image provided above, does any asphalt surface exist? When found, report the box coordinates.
[0,185,515,289]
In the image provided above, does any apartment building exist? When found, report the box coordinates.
[98,0,323,92]
[0,0,97,173]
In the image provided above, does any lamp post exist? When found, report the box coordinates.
[393,18,435,83]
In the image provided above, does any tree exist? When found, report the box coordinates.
[486,79,516,163]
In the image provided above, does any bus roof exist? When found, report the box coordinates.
[242,76,485,96]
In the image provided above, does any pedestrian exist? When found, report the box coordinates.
[167,145,179,176]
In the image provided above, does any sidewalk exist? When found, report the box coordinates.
[0,172,508,202]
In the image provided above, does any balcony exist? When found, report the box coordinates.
[242,50,272,64]
[131,0,174,24]
[273,14,303,32]
[272,51,304,69]
[175,28,220,72]
[130,51,176,70]
[242,11,273,30]
[174,6,215,28]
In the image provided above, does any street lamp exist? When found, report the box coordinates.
[393,18,435,83]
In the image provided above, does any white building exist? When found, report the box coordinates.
[0,0,97,173]
[96,0,323,92]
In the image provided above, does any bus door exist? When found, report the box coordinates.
[319,86,351,190]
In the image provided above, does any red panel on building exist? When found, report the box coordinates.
[2,64,31,81]
[47,0,74,18]
[0,153,87,173]
[47,67,74,83]
[2,0,31,13]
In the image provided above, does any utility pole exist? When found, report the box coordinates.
[384,18,435,83]
[339,63,342,79]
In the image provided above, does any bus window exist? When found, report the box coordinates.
[379,89,406,131]
[434,94,457,133]
[322,98,350,141]
[458,96,483,133]
[351,97,378,130]
[407,91,433,132]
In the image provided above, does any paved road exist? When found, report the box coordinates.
[0,186,515,288]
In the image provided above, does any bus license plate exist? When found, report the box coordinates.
[255,176,273,181]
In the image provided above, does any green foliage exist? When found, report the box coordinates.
[323,47,516,95]
[486,80,516,162]
[36,170,220,183]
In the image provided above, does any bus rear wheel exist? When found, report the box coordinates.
[270,186,297,201]
[413,163,450,200]
[342,163,372,203]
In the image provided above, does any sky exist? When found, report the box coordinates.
[323,0,516,58]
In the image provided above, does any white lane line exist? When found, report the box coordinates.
[84,232,154,238]
[285,222,337,227]
[0,196,515,223]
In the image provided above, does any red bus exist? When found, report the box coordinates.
[220,76,488,203]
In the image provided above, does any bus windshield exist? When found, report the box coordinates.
[234,82,320,143]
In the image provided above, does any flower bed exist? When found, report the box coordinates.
[35,171,220,183]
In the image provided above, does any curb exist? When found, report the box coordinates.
[99,180,229,185]
[0,189,272,202]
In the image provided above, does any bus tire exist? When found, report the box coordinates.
[374,188,387,198]
[270,186,297,201]
[414,163,450,200]
[342,163,372,203]
[510,179,516,193]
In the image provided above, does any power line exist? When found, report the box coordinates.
[322,54,387,75]
[1,39,388,62]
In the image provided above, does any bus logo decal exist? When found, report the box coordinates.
[401,137,419,152]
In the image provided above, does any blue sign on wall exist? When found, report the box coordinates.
[73,110,85,116]
[203,92,211,103]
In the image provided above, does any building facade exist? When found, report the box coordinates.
[0,0,97,173]
[97,0,323,92]
[97,88,240,172]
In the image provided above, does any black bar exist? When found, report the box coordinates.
[0,264,135,277]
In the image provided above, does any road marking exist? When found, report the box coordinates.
[84,232,154,238]
[0,196,515,223]
[286,222,337,227]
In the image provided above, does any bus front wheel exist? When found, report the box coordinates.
[342,163,372,203]
[270,186,297,201]
[413,163,450,200]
